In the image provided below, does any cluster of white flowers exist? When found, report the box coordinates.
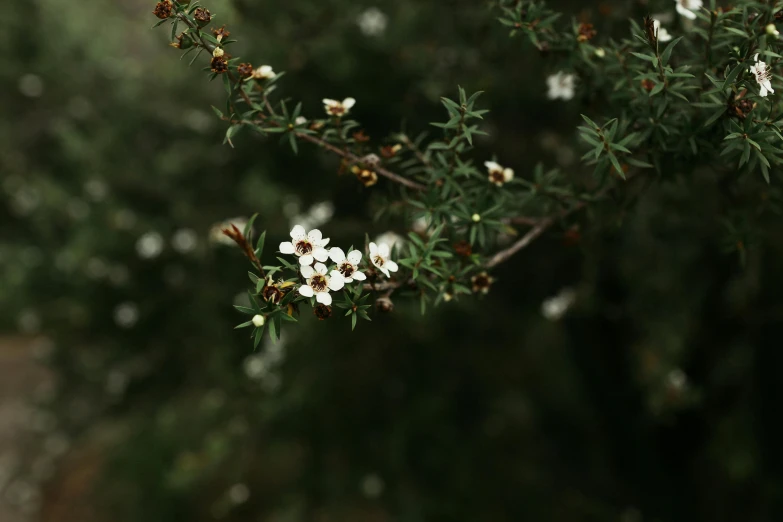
[279,225,398,306]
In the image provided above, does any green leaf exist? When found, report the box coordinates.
[660,36,683,66]
[255,231,266,257]
[244,213,258,240]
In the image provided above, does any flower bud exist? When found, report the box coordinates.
[766,24,780,37]
[237,63,254,79]
[313,304,332,320]
[212,47,224,58]
[471,213,481,223]
[594,48,606,58]
[252,315,265,327]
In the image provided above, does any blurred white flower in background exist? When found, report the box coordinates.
[136,231,164,259]
[541,288,576,321]
[84,179,108,201]
[653,19,672,43]
[290,200,335,231]
[675,0,702,20]
[113,302,139,329]
[546,72,576,101]
[357,7,388,37]
[228,483,250,504]
[209,217,248,246]
[374,231,403,251]
[171,228,198,254]
[666,368,688,391]
[18,74,44,98]
[360,473,385,498]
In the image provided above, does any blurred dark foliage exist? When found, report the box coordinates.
[2,0,783,521]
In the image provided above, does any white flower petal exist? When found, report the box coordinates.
[385,260,399,273]
[314,262,328,275]
[342,97,356,109]
[378,243,390,257]
[323,98,338,106]
[352,271,367,281]
[676,2,697,20]
[279,241,295,254]
[300,265,315,279]
[503,168,514,182]
[484,161,501,172]
[369,242,378,255]
[329,247,346,263]
[307,229,322,242]
[316,237,330,247]
[316,292,332,305]
[328,272,345,291]
[343,277,354,284]
[299,285,314,297]
[290,225,306,240]
[760,85,769,97]
[347,250,362,265]
[379,267,390,278]
[299,254,314,266]
[313,247,329,262]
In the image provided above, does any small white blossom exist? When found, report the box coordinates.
[546,71,576,100]
[653,19,672,42]
[357,7,388,37]
[594,48,606,58]
[212,47,225,58]
[295,116,307,126]
[252,65,275,80]
[750,53,775,97]
[471,213,481,222]
[368,242,398,278]
[298,262,345,305]
[541,288,576,321]
[323,97,356,117]
[252,314,265,327]
[328,247,367,283]
[484,161,514,187]
[279,225,330,265]
[675,0,702,20]
[172,228,198,254]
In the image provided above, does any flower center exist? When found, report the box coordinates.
[310,274,328,292]
[339,262,355,278]
[490,170,505,183]
[474,275,490,288]
[295,240,313,255]
[373,255,385,267]
[328,106,345,116]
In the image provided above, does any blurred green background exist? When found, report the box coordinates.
[2,0,783,521]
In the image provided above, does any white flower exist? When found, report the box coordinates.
[368,242,398,277]
[328,247,367,283]
[323,97,356,117]
[750,53,775,97]
[675,0,702,20]
[136,231,164,259]
[298,262,345,305]
[357,7,388,37]
[767,24,780,37]
[295,116,307,126]
[546,72,576,100]
[252,65,275,80]
[471,213,481,222]
[279,225,330,266]
[541,288,576,321]
[374,231,403,251]
[484,161,514,187]
[251,314,265,327]
[653,19,672,42]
